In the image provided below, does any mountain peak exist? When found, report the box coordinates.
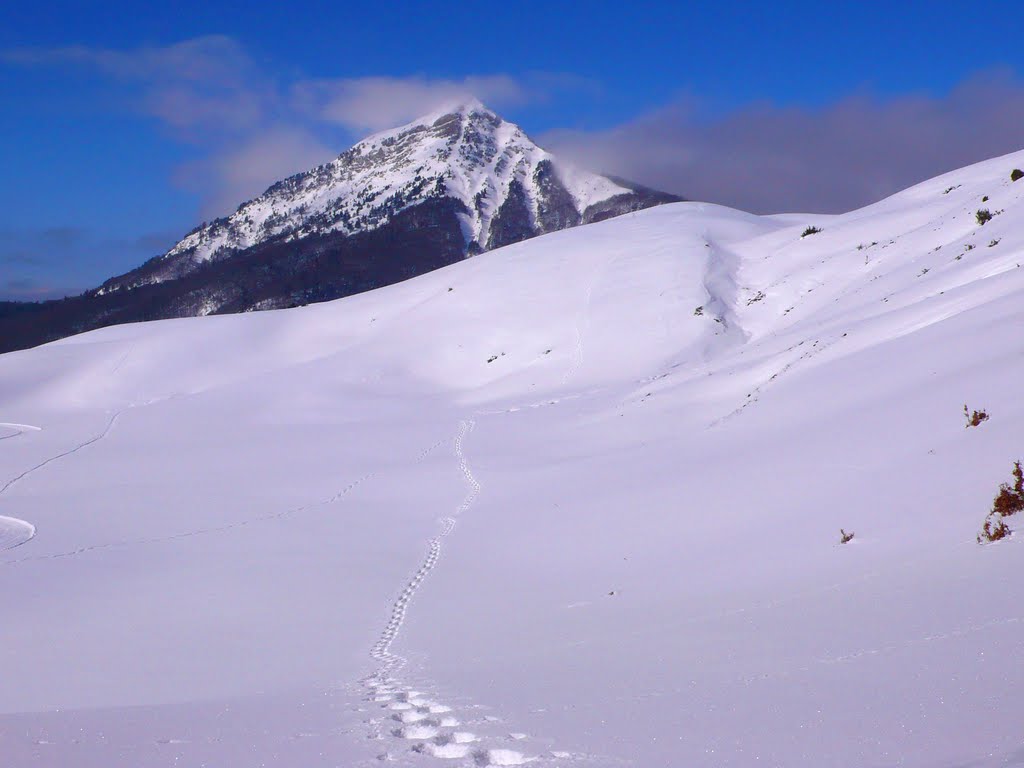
[375,97,497,141]
[89,104,681,306]
[432,96,489,117]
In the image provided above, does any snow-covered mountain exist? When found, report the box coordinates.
[97,99,677,294]
[0,101,678,354]
[3,150,1024,768]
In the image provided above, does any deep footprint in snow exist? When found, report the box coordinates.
[423,742,471,759]
[412,732,479,759]
[473,748,533,766]
[393,710,431,723]
[395,723,441,739]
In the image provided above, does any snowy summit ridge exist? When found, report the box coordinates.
[111,100,675,290]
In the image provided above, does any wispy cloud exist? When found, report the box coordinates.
[3,35,252,81]
[4,38,574,217]
[173,128,338,218]
[3,36,265,139]
[7,37,1024,225]
[544,71,1024,213]
[295,75,530,133]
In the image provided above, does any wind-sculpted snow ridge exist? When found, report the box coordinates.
[0,423,42,443]
[0,515,35,551]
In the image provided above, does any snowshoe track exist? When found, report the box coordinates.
[361,419,553,766]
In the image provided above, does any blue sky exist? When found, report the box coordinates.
[4,1,1024,299]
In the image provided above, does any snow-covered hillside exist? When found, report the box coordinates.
[2,149,1024,768]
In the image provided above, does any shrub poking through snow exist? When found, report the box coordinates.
[976,209,993,225]
[801,226,823,237]
[1011,168,1024,182]
[981,517,1012,542]
[978,461,1024,543]
[964,405,990,428]
[839,529,855,544]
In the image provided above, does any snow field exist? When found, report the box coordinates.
[3,148,1024,766]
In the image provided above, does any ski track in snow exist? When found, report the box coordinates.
[0,515,35,551]
[361,419,547,766]
[1,438,450,568]
[561,261,603,389]
[0,422,42,443]
[734,614,1024,687]
[0,412,122,554]
[0,411,121,499]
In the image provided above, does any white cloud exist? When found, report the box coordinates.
[295,75,530,133]
[4,38,569,216]
[543,72,1024,213]
[174,128,337,218]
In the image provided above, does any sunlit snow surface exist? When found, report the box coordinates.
[3,150,1024,767]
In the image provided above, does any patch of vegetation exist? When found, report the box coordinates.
[746,290,766,305]
[1012,169,1024,182]
[978,461,1024,543]
[976,209,993,225]
[982,195,989,202]
[989,238,1001,248]
[839,529,855,545]
[964,404,989,428]
[693,305,704,316]
[801,226,823,237]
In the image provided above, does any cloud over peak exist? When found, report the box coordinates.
[4,37,561,217]
[6,37,1024,220]
[544,72,1024,213]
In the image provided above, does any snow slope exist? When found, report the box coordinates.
[2,150,1024,767]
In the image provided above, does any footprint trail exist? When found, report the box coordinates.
[360,419,546,766]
